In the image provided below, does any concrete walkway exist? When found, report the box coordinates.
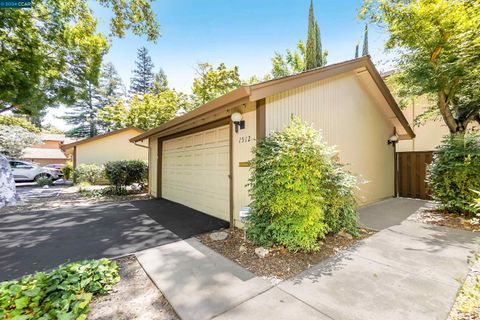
[137,198,479,320]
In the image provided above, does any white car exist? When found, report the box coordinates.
[9,160,61,182]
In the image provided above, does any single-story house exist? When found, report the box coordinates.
[22,133,77,165]
[62,127,148,168]
[130,56,414,226]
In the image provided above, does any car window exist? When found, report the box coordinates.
[10,161,33,169]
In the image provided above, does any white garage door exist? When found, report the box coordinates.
[162,125,230,221]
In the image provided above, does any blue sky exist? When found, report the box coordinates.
[95,0,392,92]
[46,0,393,129]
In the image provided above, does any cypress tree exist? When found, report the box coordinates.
[130,47,155,95]
[305,0,317,70]
[362,24,369,56]
[315,21,323,67]
[355,41,359,58]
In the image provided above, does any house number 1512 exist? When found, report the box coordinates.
[238,136,251,143]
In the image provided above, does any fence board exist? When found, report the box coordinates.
[396,151,433,200]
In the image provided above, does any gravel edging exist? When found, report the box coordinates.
[197,227,375,281]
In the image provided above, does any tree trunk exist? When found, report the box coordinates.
[437,91,460,134]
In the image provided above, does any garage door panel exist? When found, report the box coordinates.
[162,125,230,221]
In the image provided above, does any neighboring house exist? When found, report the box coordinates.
[22,133,76,165]
[130,56,414,226]
[61,127,148,168]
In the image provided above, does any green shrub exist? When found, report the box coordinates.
[74,164,104,185]
[104,160,148,193]
[0,115,40,133]
[246,117,358,252]
[0,259,119,319]
[35,176,53,187]
[80,186,129,197]
[427,133,480,215]
[61,161,74,181]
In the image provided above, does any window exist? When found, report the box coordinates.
[9,161,33,169]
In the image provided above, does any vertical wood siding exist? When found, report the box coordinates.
[265,73,395,205]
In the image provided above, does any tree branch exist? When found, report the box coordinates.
[437,91,459,133]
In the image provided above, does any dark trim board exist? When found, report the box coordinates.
[229,121,234,226]
[256,98,266,141]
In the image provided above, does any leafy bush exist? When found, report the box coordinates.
[35,177,53,187]
[0,125,41,159]
[0,259,119,319]
[61,161,74,181]
[80,186,129,197]
[427,133,480,215]
[0,115,40,133]
[74,164,104,185]
[104,160,148,193]
[246,117,358,252]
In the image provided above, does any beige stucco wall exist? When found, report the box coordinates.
[76,129,148,166]
[265,73,395,206]
[231,103,257,226]
[396,96,450,152]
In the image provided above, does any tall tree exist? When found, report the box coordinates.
[130,47,155,95]
[305,0,317,70]
[191,63,242,106]
[362,24,369,56]
[270,41,306,78]
[0,0,160,117]
[99,62,125,108]
[63,61,123,137]
[153,68,169,94]
[361,0,480,135]
[355,41,360,58]
[315,22,323,67]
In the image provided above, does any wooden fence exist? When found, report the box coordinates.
[396,151,434,200]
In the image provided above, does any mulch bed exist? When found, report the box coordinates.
[88,255,178,320]
[197,227,375,280]
[409,203,480,232]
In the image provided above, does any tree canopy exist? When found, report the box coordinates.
[0,0,160,117]
[361,0,480,134]
[98,89,188,131]
[191,63,242,106]
[130,47,156,96]
[62,62,125,137]
[0,115,40,133]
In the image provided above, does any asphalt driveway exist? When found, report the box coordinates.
[0,199,228,281]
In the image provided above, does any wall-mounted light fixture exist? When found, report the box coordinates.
[231,112,245,133]
[387,134,399,145]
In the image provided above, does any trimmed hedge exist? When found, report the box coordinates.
[104,160,148,193]
[74,164,104,185]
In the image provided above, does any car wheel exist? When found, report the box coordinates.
[35,173,52,182]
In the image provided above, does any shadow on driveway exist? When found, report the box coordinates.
[0,198,228,281]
